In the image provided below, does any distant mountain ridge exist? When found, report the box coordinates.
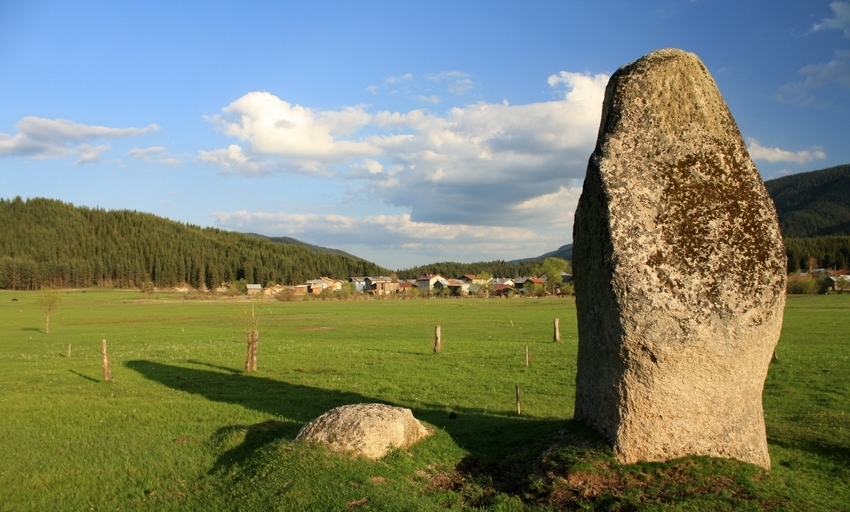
[763,163,850,238]
[510,244,573,264]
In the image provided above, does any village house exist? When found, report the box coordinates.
[365,276,399,295]
[305,279,327,295]
[492,283,514,297]
[416,274,447,292]
[445,278,470,296]
[523,277,546,293]
[492,277,515,288]
[320,276,343,292]
[826,273,850,292]
[349,277,367,293]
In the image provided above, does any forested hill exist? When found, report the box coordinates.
[0,197,387,290]
[764,164,850,238]
[246,233,364,260]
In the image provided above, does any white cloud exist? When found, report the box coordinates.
[782,3,850,104]
[212,210,556,266]
[76,143,110,165]
[198,144,268,176]
[798,49,850,89]
[202,70,608,230]
[385,73,413,84]
[348,158,386,179]
[128,146,165,159]
[777,49,850,104]
[0,116,159,161]
[511,185,583,229]
[813,2,850,37]
[747,138,826,164]
[416,95,441,104]
[425,71,475,95]
[203,92,377,175]
[127,145,182,166]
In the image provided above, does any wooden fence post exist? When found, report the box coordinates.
[67,343,71,358]
[554,318,561,342]
[525,345,529,367]
[101,339,113,382]
[245,330,259,372]
[434,325,442,353]
[251,330,259,371]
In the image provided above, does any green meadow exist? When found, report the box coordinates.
[0,291,848,511]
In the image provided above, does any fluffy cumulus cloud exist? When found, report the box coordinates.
[201,71,607,230]
[197,144,268,176]
[747,138,826,165]
[202,70,608,263]
[203,92,377,175]
[0,116,158,164]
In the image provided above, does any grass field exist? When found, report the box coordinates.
[0,290,848,511]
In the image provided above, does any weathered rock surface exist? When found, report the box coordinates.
[295,403,430,459]
[572,48,786,469]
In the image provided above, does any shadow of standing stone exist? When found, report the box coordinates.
[572,48,786,469]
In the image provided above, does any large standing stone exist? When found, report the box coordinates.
[572,48,786,469]
[295,403,430,459]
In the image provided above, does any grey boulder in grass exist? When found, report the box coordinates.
[296,403,431,459]
[572,48,786,469]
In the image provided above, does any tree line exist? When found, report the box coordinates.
[0,197,387,290]
[785,236,850,273]
[395,260,543,281]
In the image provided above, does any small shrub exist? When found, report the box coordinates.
[274,287,298,302]
[787,274,820,294]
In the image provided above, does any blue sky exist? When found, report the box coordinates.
[1,1,848,270]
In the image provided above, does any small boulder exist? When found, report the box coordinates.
[295,403,430,459]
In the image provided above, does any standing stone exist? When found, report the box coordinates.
[572,48,786,469]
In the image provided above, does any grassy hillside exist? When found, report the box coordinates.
[0,197,387,290]
[764,163,850,238]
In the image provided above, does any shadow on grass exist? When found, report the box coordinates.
[68,369,100,383]
[185,359,243,374]
[125,359,573,497]
[769,433,850,475]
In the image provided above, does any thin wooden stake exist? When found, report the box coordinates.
[510,320,514,327]
[67,343,71,358]
[101,339,113,382]
[516,385,521,415]
[554,317,561,342]
[245,329,259,372]
[251,329,259,371]
[434,325,442,353]
[525,345,529,367]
